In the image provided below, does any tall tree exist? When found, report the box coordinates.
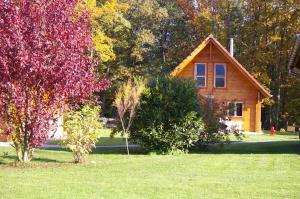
[175,0,197,20]
[101,0,195,116]
[94,0,299,130]
[0,0,109,162]
[237,0,300,129]
[79,0,130,63]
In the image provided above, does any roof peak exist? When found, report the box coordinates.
[171,35,271,98]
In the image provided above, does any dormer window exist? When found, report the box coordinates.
[195,63,206,88]
[215,64,226,88]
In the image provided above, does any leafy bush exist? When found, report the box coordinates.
[130,76,204,153]
[198,97,243,145]
[63,104,102,163]
[198,96,227,144]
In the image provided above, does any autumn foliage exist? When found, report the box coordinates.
[63,104,102,164]
[113,77,145,155]
[0,0,109,161]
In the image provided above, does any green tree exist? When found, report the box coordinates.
[237,0,300,129]
[79,0,130,62]
[101,0,195,116]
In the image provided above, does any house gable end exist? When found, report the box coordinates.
[171,35,271,99]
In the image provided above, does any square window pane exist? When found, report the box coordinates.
[228,103,235,116]
[196,64,206,76]
[216,64,225,76]
[236,103,243,116]
[196,77,205,87]
[215,77,225,87]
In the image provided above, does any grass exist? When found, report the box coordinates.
[0,132,300,199]
[48,130,299,146]
[48,128,130,146]
[230,130,299,142]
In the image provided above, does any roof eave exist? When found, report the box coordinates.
[288,34,300,74]
[209,38,272,99]
[171,35,214,77]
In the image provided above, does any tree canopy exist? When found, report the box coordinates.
[95,0,300,129]
[0,0,109,161]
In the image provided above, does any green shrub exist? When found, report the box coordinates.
[63,104,102,163]
[130,76,204,153]
[198,97,243,145]
[198,96,228,144]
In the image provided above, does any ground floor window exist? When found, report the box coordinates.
[228,102,244,117]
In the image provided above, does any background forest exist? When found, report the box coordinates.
[89,0,300,130]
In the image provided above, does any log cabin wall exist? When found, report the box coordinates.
[177,43,261,132]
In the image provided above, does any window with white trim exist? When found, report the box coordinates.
[228,102,244,117]
[215,64,226,88]
[195,63,206,87]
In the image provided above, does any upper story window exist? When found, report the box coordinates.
[215,64,226,88]
[228,102,244,117]
[195,63,206,88]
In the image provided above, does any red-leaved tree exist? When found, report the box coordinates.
[0,0,110,162]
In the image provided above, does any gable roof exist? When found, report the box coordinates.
[171,35,271,99]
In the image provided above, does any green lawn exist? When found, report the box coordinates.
[1,132,300,199]
[49,129,299,146]
[48,128,130,146]
[230,130,299,142]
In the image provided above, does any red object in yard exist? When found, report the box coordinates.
[271,126,276,136]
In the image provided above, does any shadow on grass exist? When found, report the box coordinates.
[42,145,145,155]
[45,136,141,155]
[191,140,300,155]
[48,137,131,147]
[89,140,300,155]
[3,139,299,164]
[43,140,300,155]
[0,155,16,165]
[3,155,64,163]
[96,137,131,146]
[0,154,66,163]
[91,147,144,155]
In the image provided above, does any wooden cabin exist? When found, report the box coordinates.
[171,35,271,133]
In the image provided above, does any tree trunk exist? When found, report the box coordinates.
[276,84,281,130]
[275,27,286,130]
[23,149,30,162]
[21,146,33,162]
[125,137,130,155]
[269,105,272,129]
[16,145,23,162]
[14,141,33,162]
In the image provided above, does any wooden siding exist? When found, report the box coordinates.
[178,43,261,132]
